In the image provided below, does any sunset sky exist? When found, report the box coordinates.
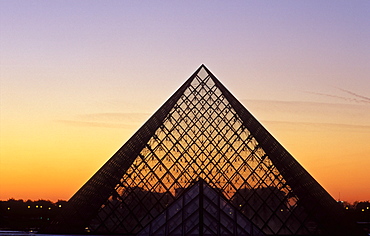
[1,1,369,203]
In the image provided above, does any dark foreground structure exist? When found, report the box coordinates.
[41,65,363,235]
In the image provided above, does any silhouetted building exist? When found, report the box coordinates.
[41,65,361,235]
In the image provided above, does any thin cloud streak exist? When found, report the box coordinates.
[305,91,370,104]
[336,87,370,102]
[241,99,370,114]
[241,99,370,132]
[305,88,370,104]
[55,103,370,132]
[262,120,370,132]
[55,113,151,129]
[55,120,139,129]
[78,113,151,122]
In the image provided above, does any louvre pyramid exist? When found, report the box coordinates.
[42,65,355,235]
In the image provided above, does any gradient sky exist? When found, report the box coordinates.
[1,1,369,203]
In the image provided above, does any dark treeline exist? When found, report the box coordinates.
[0,199,67,231]
[0,199,369,232]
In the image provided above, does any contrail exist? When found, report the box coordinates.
[336,87,370,102]
[305,91,369,104]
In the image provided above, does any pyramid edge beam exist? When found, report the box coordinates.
[202,65,356,235]
[41,65,204,234]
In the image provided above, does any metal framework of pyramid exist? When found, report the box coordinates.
[42,65,356,235]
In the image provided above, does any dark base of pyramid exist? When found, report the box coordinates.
[40,179,364,236]
[40,180,364,235]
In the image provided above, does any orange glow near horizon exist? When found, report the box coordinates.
[263,120,370,204]
[0,120,141,201]
[1,100,369,204]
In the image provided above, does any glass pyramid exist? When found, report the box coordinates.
[42,65,355,235]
